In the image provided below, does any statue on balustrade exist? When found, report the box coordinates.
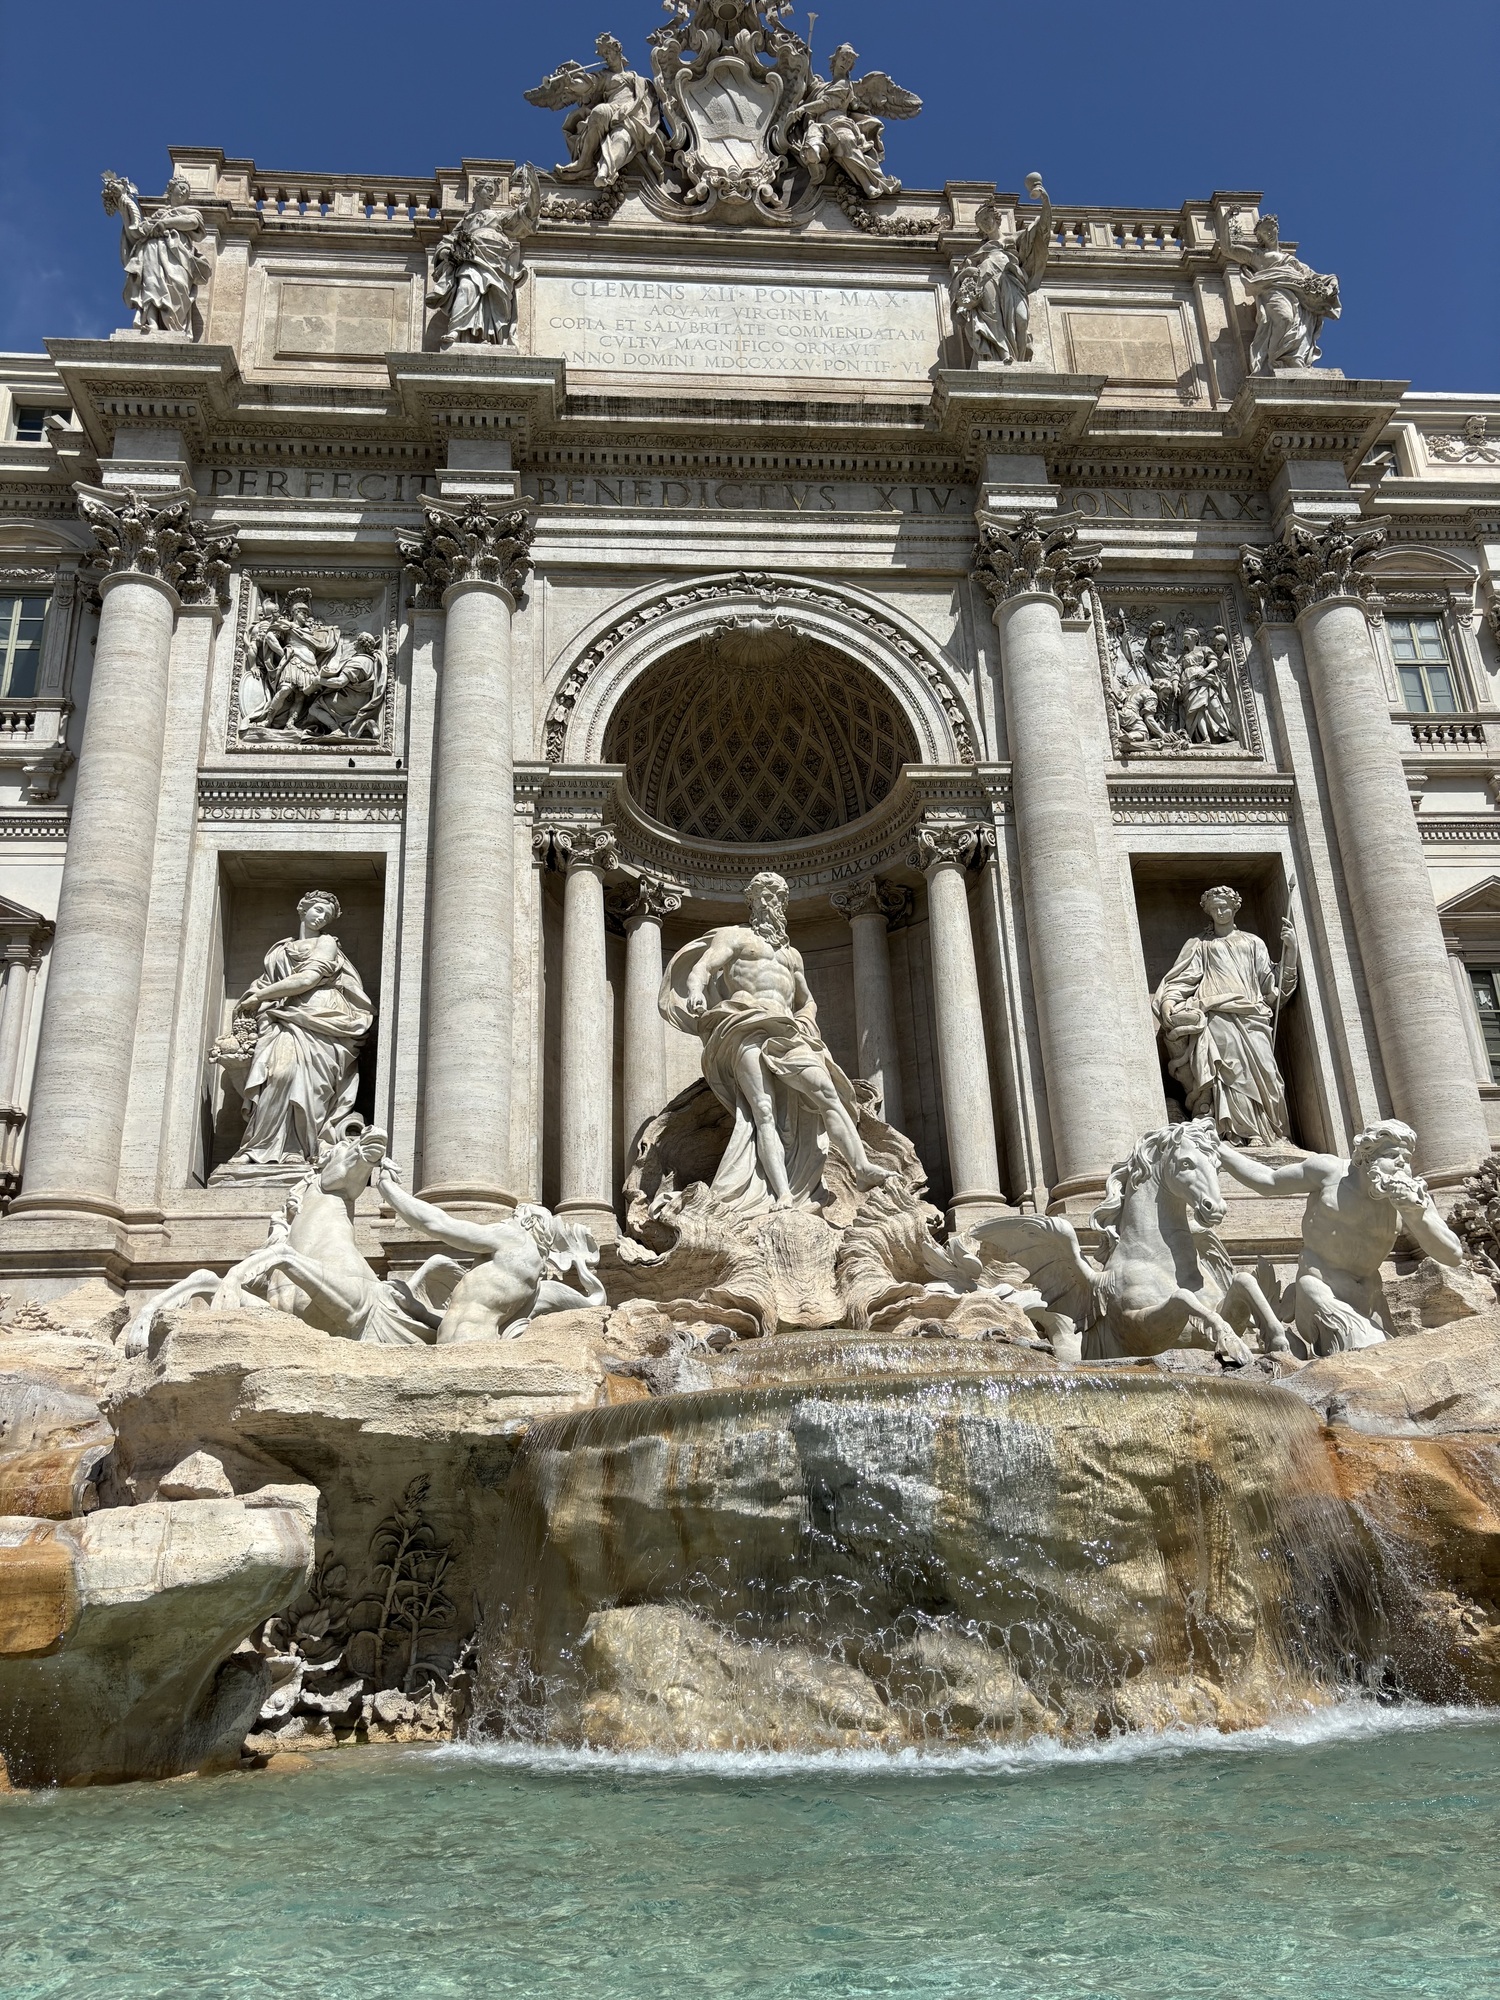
[525,33,665,189]
[660,870,893,1221]
[950,177,1051,366]
[787,43,922,201]
[100,171,209,337]
[1221,212,1341,374]
[210,890,374,1183]
[1220,1121,1467,1355]
[1154,886,1297,1146]
[427,165,539,347]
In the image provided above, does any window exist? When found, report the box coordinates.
[0,594,46,699]
[1470,970,1500,1084]
[1390,615,1458,713]
[10,406,67,443]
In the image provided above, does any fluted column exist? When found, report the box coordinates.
[17,491,238,1215]
[1448,952,1493,1089]
[831,878,906,1135]
[1244,522,1489,1176]
[398,498,535,1205]
[911,824,1004,1230]
[976,512,1138,1198]
[0,934,45,1204]
[555,829,618,1240]
[619,875,681,1180]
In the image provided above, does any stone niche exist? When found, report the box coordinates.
[197,855,386,1184]
[1129,852,1328,1152]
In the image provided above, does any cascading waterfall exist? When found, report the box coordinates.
[476,1335,1391,1752]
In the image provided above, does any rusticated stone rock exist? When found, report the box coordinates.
[1383,1258,1497,1340]
[1289,1314,1500,1435]
[572,1605,896,1752]
[0,1376,113,1518]
[157,1450,235,1501]
[0,1495,314,1785]
[882,1625,1055,1736]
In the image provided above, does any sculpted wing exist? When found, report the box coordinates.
[524,61,607,111]
[968,1214,1101,1328]
[852,71,923,119]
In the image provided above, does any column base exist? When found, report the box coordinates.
[414,1182,522,1216]
[554,1198,619,1245]
[1045,1172,1110,1218]
[947,1189,1010,1236]
[0,1205,132,1296]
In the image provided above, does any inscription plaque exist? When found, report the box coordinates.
[276,281,403,360]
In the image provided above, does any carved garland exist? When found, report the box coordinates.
[544,573,976,765]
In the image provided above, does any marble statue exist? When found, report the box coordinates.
[1178,629,1238,744]
[1220,1121,1467,1354]
[1154,887,1297,1146]
[975,1120,1290,1362]
[1107,612,1241,750]
[125,1125,440,1353]
[240,594,387,741]
[100,171,208,336]
[951,178,1052,366]
[1222,213,1341,374]
[373,1165,607,1343]
[427,167,539,348]
[210,891,374,1181]
[660,870,893,1219]
[525,34,665,188]
[787,43,922,200]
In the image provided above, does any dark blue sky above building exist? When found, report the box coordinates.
[3,0,1496,388]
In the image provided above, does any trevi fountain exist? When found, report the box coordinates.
[1,5,1499,1994]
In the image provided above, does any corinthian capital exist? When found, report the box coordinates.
[78,488,241,607]
[1239,517,1388,624]
[974,510,1099,618]
[831,877,912,925]
[906,820,996,873]
[535,823,620,875]
[397,497,537,608]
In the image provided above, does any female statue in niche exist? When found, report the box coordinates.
[1154,885,1297,1146]
[211,890,374,1180]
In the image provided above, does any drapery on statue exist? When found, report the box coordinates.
[660,870,893,1221]
[211,890,374,1180]
[239,592,387,741]
[1221,212,1341,374]
[1220,1121,1467,1355]
[100,171,209,336]
[1154,886,1297,1145]
[525,33,666,189]
[427,166,540,347]
[951,177,1052,366]
[787,43,922,201]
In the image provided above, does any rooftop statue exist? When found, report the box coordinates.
[1154,886,1297,1146]
[209,890,374,1184]
[661,870,893,1220]
[525,33,666,188]
[427,166,540,348]
[100,170,208,337]
[1222,211,1341,374]
[785,41,922,201]
[1220,1120,1467,1355]
[950,178,1052,366]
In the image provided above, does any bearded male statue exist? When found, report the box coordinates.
[660,871,892,1221]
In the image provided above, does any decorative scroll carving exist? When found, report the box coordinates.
[397,498,536,607]
[973,511,1099,616]
[78,490,240,607]
[951,177,1051,367]
[626,875,683,924]
[906,820,996,871]
[544,572,975,764]
[426,168,539,348]
[1428,417,1500,466]
[533,824,620,874]
[1221,211,1341,374]
[1240,519,1388,623]
[100,171,208,337]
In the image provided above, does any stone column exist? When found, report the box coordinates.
[0,934,45,1204]
[620,875,681,1180]
[911,825,1005,1230]
[1448,952,1493,1089]
[1245,522,1490,1176]
[16,491,238,1216]
[976,512,1139,1199]
[398,497,535,1206]
[831,878,906,1136]
[555,829,619,1241]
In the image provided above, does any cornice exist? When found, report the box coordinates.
[196,771,406,823]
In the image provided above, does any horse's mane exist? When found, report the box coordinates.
[1091,1120,1222,1258]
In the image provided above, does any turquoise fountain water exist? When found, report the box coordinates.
[4,1710,1498,1998]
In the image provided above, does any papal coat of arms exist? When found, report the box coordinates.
[525,1,921,224]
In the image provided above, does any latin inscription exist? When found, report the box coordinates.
[532,275,940,379]
[1060,488,1269,522]
[524,476,972,514]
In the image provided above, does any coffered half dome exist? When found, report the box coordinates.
[603,625,920,844]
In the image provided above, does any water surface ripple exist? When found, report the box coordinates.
[4,1705,1497,1999]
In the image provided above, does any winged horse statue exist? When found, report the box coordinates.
[973,1121,1290,1364]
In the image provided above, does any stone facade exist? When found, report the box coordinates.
[1,3,1499,1301]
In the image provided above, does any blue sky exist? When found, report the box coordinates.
[3,0,1496,388]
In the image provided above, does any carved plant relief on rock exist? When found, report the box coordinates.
[235,588,392,746]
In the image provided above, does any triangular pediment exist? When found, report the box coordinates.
[0,893,49,929]
[1438,875,1500,918]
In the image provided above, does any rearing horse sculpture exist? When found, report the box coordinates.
[973,1121,1289,1364]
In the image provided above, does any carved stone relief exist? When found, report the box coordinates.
[1102,601,1256,758]
[229,582,396,752]
[1428,417,1500,466]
